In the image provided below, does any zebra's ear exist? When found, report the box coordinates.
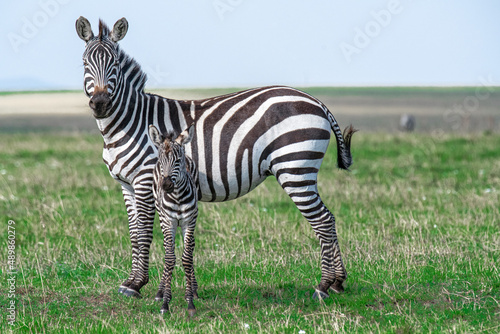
[148,125,163,148]
[175,125,194,146]
[110,17,128,42]
[76,16,94,42]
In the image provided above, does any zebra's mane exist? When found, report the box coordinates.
[98,19,110,41]
[98,19,148,93]
[116,45,148,92]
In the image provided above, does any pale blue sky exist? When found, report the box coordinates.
[1,0,499,90]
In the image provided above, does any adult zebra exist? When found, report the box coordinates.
[75,16,356,300]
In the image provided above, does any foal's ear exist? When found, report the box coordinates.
[76,16,94,42]
[148,125,163,148]
[110,17,128,42]
[175,125,194,146]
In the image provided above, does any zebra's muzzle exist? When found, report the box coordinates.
[89,93,112,118]
[162,176,175,193]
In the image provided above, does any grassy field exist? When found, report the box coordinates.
[0,131,499,333]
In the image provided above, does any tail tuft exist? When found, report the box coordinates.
[337,125,358,170]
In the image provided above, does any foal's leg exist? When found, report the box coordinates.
[158,218,177,314]
[181,214,197,316]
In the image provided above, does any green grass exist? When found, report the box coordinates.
[0,131,499,333]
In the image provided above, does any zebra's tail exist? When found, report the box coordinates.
[325,108,357,170]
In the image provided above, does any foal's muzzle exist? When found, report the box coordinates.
[162,176,175,193]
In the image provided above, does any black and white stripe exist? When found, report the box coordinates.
[149,125,198,315]
[76,17,356,299]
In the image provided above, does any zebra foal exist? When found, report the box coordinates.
[149,124,199,315]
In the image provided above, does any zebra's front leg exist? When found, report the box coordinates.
[181,218,197,317]
[154,233,169,301]
[118,185,141,296]
[120,183,156,297]
[158,221,176,314]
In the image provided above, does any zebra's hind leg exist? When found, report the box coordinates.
[282,183,347,299]
[302,195,347,299]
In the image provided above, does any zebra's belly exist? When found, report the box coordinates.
[197,171,269,202]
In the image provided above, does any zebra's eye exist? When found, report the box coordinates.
[83,60,89,66]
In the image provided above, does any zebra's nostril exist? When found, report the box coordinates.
[89,93,112,116]
[162,177,174,193]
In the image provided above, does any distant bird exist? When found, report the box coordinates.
[399,114,416,132]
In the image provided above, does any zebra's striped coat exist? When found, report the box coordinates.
[150,125,198,315]
[76,17,355,300]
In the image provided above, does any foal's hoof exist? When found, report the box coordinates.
[121,288,142,298]
[160,308,169,315]
[154,291,164,301]
[330,280,345,294]
[118,285,128,294]
[312,290,329,300]
[188,308,196,317]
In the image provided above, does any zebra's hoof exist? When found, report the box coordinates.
[312,290,329,300]
[155,291,164,301]
[188,308,196,317]
[118,285,128,294]
[121,288,142,298]
[160,308,169,315]
[330,280,345,294]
